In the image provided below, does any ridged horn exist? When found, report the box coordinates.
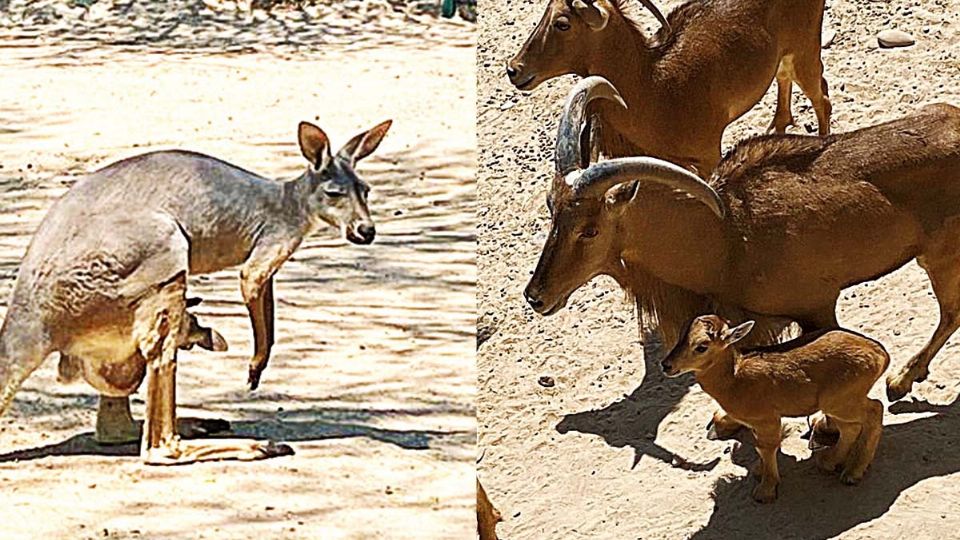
[556,76,627,176]
[566,156,725,218]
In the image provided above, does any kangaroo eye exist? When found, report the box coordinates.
[324,189,346,198]
[694,344,709,354]
[579,227,598,239]
[554,17,571,31]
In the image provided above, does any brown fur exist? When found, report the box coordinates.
[662,315,888,502]
[477,479,503,540]
[508,0,831,174]
[526,104,960,402]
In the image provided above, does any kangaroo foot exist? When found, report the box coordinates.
[142,437,294,465]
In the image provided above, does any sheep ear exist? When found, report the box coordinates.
[722,320,755,346]
[605,181,640,214]
[573,0,610,30]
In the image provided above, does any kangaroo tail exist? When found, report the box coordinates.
[0,308,53,417]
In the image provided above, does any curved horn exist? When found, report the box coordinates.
[567,156,725,218]
[556,76,627,176]
[638,0,671,37]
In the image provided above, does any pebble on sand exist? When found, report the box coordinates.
[877,29,915,49]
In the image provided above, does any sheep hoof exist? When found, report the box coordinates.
[840,470,863,485]
[885,375,912,402]
[815,451,841,474]
[752,484,778,503]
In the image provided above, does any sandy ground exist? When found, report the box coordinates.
[0,2,475,538]
[478,1,960,538]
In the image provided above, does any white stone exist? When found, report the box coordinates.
[877,29,915,48]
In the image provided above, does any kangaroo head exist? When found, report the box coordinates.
[297,120,392,245]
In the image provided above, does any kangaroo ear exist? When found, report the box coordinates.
[721,320,755,346]
[337,120,393,164]
[298,121,332,170]
[573,0,610,30]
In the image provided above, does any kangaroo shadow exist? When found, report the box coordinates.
[555,331,720,471]
[0,414,470,463]
[689,397,960,539]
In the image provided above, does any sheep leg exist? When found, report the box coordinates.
[815,417,862,474]
[840,399,883,485]
[887,244,960,401]
[793,50,832,136]
[751,421,782,503]
[707,409,746,440]
[810,413,840,448]
[768,60,795,134]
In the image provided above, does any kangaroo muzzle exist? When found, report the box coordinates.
[347,222,376,245]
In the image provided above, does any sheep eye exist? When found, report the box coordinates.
[554,17,571,31]
[694,344,709,354]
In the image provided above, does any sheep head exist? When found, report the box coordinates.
[523,77,724,316]
[506,0,671,91]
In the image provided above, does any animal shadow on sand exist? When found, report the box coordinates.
[556,333,720,471]
[689,397,960,539]
[0,400,471,462]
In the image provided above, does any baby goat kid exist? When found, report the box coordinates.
[661,315,888,503]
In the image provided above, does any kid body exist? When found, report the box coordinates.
[661,315,888,502]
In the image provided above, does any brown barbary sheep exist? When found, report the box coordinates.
[661,315,888,503]
[524,77,960,405]
[507,0,831,174]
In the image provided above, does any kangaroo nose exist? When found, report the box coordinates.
[506,64,518,79]
[358,223,376,243]
[660,359,672,372]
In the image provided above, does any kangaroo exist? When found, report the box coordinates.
[0,119,391,464]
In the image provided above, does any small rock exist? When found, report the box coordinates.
[538,375,555,388]
[500,100,516,111]
[822,29,836,49]
[877,29,915,48]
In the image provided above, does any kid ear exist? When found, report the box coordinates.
[337,119,393,164]
[298,121,332,170]
[721,320,755,346]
